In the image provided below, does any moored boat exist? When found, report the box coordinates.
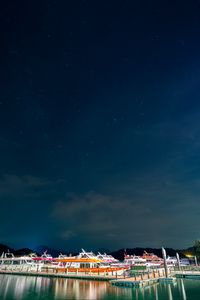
[141,251,163,267]
[97,252,119,264]
[124,254,146,266]
[166,256,177,266]
[52,256,127,275]
[0,252,43,271]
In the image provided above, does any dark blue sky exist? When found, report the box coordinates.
[1,0,200,251]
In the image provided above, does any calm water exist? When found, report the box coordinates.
[0,275,200,300]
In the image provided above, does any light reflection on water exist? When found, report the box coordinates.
[0,275,199,300]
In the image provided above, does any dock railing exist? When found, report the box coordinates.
[173,265,200,272]
[0,265,177,280]
[0,265,131,279]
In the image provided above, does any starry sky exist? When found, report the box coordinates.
[1,0,200,251]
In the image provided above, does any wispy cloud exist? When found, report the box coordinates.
[51,162,200,249]
[0,174,52,198]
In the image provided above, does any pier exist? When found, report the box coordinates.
[0,269,174,287]
[2,265,200,287]
[0,269,122,281]
[0,270,116,281]
[0,267,169,283]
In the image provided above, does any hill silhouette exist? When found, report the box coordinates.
[0,243,190,260]
[0,244,36,256]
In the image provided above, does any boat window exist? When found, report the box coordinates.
[4,261,12,265]
[80,263,90,268]
[13,261,20,265]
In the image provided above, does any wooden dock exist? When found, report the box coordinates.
[0,269,121,281]
[0,267,175,287]
[2,268,200,287]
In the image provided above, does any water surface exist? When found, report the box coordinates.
[0,275,200,299]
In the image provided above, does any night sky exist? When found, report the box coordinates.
[1,0,200,251]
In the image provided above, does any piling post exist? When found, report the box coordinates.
[194,256,198,267]
[162,247,169,278]
[176,253,181,270]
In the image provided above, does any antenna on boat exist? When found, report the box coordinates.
[124,249,127,258]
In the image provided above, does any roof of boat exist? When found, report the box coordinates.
[32,257,55,261]
[0,256,33,261]
[55,258,103,263]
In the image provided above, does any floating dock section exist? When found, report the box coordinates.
[173,270,200,280]
[111,269,176,287]
[110,277,159,287]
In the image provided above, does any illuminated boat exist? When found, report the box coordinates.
[31,250,55,262]
[97,252,119,264]
[180,258,190,266]
[166,256,177,266]
[0,252,43,271]
[124,254,146,266]
[78,249,97,259]
[141,251,163,267]
[78,249,119,265]
[47,257,128,275]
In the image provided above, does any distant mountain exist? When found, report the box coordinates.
[0,243,191,260]
[14,248,36,256]
[34,245,61,257]
[34,245,76,257]
[96,248,111,254]
[0,244,34,256]
[0,244,14,254]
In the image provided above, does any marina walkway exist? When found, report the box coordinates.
[0,269,121,281]
[1,268,200,287]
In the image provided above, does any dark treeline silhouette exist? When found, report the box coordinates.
[0,243,190,260]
